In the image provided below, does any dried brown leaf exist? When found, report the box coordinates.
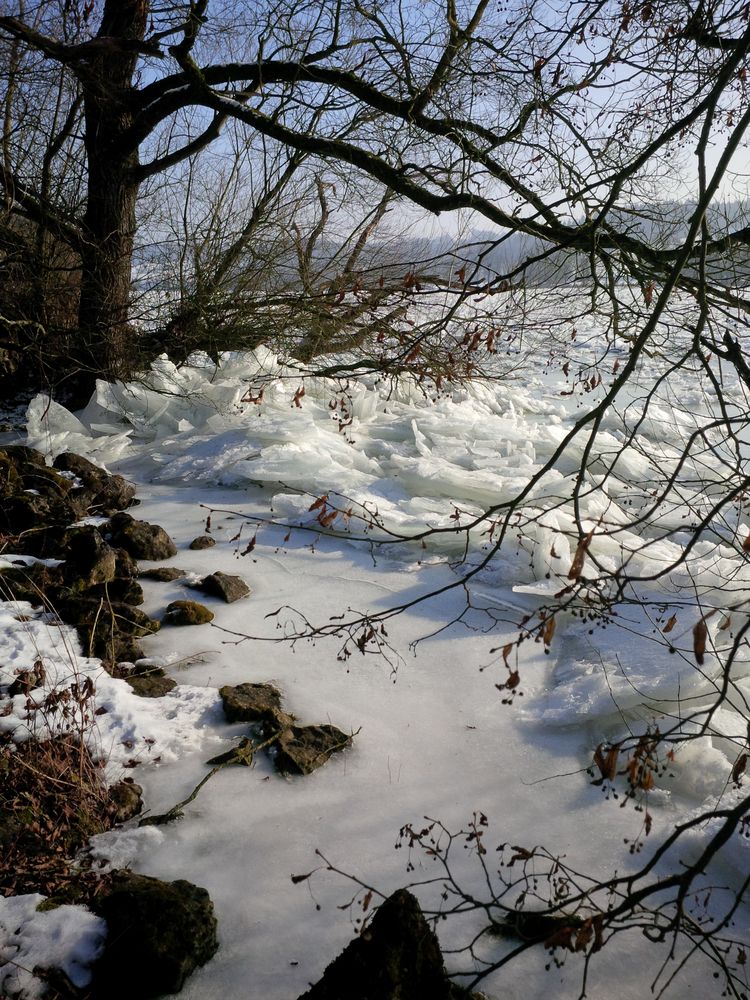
[543,616,556,647]
[544,925,575,951]
[732,752,748,786]
[591,743,620,784]
[568,529,594,581]
[693,618,708,665]
[662,614,677,634]
[318,508,338,528]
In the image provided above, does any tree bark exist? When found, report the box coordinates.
[73,0,147,397]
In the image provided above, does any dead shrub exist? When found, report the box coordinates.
[0,733,116,899]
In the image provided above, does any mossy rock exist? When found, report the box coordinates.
[274,724,352,776]
[17,461,73,497]
[5,524,71,559]
[107,513,177,561]
[188,535,216,550]
[163,600,214,626]
[0,563,66,606]
[53,452,136,516]
[219,682,284,724]
[57,599,159,635]
[0,445,47,467]
[91,871,218,999]
[125,673,177,698]
[57,600,159,664]
[0,448,78,532]
[0,493,78,534]
[139,566,185,582]
[85,578,145,606]
[62,527,117,590]
[114,548,139,578]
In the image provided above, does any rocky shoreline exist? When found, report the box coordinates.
[1,445,222,997]
[0,444,473,1000]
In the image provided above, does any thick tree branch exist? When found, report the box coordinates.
[0,15,162,65]
[684,11,747,52]
[133,110,227,182]
[0,163,85,256]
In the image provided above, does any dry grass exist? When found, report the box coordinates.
[0,732,116,900]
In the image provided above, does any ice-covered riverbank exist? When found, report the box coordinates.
[4,293,750,998]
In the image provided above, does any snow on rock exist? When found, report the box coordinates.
[87,823,167,873]
[0,894,106,999]
[0,601,221,779]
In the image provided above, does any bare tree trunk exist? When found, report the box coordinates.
[74,0,147,398]
[77,155,139,381]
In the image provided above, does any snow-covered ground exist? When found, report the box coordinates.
[3,291,750,999]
